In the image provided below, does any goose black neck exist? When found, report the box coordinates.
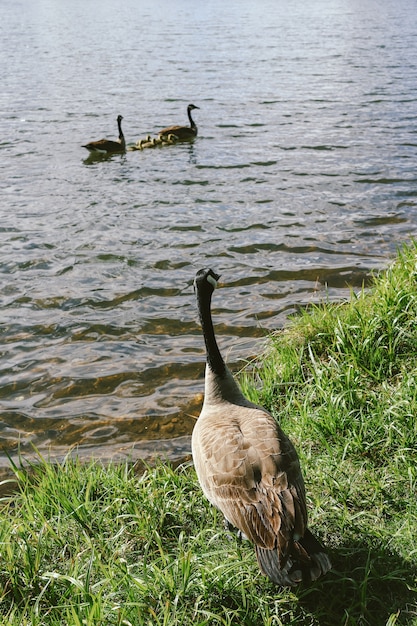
[118,118,124,140]
[188,108,197,130]
[197,287,226,378]
[118,119,126,148]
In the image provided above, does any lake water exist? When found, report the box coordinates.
[1,0,417,467]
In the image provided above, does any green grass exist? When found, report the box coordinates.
[1,242,417,625]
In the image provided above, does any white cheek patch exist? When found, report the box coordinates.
[207,274,218,289]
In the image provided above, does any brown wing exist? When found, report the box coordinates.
[158,124,183,135]
[192,404,307,556]
[83,138,124,153]
[158,125,196,140]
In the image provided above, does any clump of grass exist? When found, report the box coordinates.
[1,242,417,625]
[0,456,303,625]
[241,241,417,624]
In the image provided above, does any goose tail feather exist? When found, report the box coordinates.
[255,529,331,587]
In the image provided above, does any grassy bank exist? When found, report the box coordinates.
[1,243,417,626]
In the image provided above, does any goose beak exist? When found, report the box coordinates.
[207,270,220,289]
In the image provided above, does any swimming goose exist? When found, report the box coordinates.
[141,137,161,149]
[82,115,126,154]
[192,268,331,586]
[160,133,178,144]
[158,104,199,141]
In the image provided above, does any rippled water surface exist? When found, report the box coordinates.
[1,0,417,465]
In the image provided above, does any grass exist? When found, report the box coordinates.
[1,241,417,625]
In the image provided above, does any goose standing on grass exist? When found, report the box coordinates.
[192,268,331,586]
[158,104,199,141]
[82,115,126,154]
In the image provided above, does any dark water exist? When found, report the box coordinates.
[1,0,417,466]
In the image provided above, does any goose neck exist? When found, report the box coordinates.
[118,119,125,147]
[188,108,197,130]
[198,288,226,378]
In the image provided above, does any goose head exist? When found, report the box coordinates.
[194,268,220,294]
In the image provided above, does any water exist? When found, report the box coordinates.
[1,0,417,467]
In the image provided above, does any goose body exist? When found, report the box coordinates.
[82,115,126,154]
[192,269,331,586]
[160,133,178,144]
[158,104,199,141]
[132,135,152,150]
[141,137,161,149]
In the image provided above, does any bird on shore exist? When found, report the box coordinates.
[192,268,331,586]
[158,104,199,141]
[82,115,126,154]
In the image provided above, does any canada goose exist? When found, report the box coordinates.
[133,135,152,150]
[139,135,152,147]
[141,137,160,149]
[192,269,331,586]
[161,133,178,144]
[158,104,199,141]
[82,115,126,154]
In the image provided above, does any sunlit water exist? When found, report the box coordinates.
[1,0,417,467]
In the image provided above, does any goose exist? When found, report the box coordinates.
[192,268,331,586]
[129,135,151,150]
[158,104,199,141]
[160,133,178,144]
[139,135,152,147]
[82,115,126,154]
[141,137,160,149]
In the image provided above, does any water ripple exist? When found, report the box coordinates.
[1,0,417,463]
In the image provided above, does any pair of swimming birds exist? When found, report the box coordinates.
[193,268,331,586]
[82,104,199,154]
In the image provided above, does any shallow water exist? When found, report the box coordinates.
[1,0,417,465]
